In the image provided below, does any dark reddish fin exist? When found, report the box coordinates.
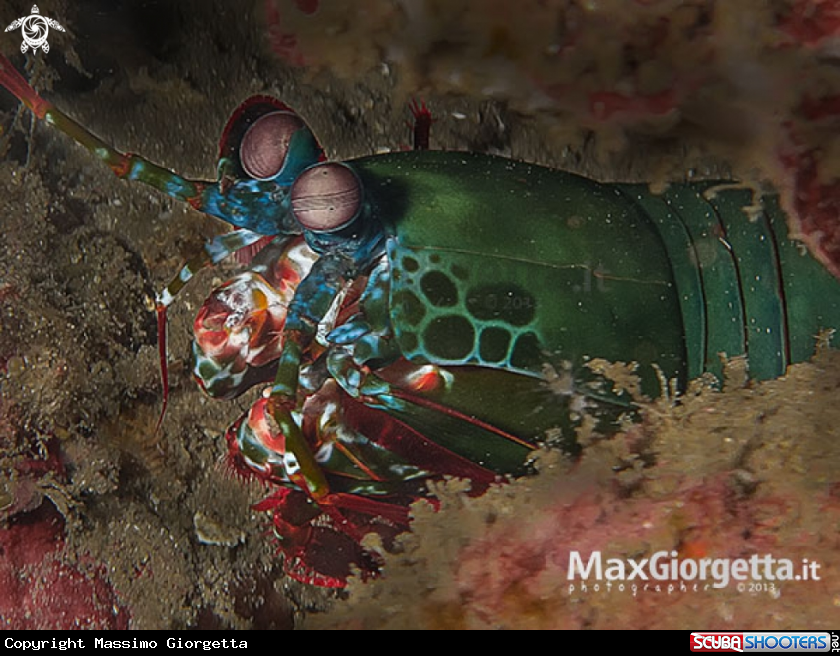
[340,396,498,492]
[388,387,535,450]
[409,98,435,151]
[324,492,411,527]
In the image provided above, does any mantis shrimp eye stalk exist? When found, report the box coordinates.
[239,111,307,180]
[290,162,363,232]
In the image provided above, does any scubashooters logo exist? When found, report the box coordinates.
[4,5,65,54]
[690,632,833,652]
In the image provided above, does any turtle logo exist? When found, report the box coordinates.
[5,5,65,54]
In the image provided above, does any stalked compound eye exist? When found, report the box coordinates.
[290,162,362,232]
[239,111,306,180]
